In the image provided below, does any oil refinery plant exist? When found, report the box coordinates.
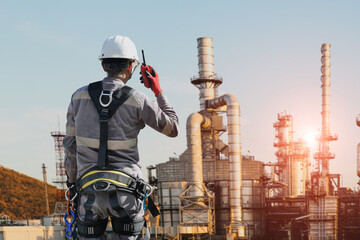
[144,38,360,240]
[3,37,360,240]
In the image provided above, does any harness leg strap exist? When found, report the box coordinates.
[77,218,108,238]
[111,217,145,236]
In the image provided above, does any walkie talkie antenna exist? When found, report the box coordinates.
[142,50,146,66]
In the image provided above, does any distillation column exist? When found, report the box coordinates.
[179,37,245,239]
[309,44,338,240]
[313,43,338,195]
[320,44,333,175]
[273,113,293,196]
[273,113,310,197]
[178,38,222,238]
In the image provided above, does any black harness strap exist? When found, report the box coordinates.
[88,81,133,167]
[147,195,160,217]
[82,80,159,236]
[108,188,130,219]
[77,218,108,238]
[111,217,145,236]
[84,193,96,223]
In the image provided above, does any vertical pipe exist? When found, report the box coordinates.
[186,112,211,196]
[169,183,173,226]
[197,38,216,111]
[321,43,331,173]
[206,94,242,223]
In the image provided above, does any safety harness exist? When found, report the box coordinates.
[72,81,159,238]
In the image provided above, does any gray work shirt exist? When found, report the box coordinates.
[63,77,179,183]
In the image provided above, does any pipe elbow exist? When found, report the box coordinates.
[206,93,240,109]
[222,94,239,107]
[186,112,211,130]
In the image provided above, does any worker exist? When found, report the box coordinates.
[63,35,179,240]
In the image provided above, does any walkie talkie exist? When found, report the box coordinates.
[141,50,152,89]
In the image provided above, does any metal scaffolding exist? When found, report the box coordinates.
[50,131,66,225]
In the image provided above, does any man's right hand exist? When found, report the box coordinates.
[140,65,162,97]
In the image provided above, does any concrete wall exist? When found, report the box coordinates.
[0,226,65,240]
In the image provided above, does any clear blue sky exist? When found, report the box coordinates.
[1,1,360,188]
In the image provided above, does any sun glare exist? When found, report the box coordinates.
[304,133,316,147]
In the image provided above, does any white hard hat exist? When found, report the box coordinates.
[99,35,139,62]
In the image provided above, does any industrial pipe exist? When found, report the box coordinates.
[197,37,214,78]
[320,43,331,173]
[186,112,211,196]
[196,37,217,111]
[206,94,242,223]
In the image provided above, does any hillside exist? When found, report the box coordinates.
[0,166,57,220]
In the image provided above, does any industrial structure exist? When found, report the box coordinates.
[146,40,360,240]
[0,37,359,240]
[50,131,66,225]
[307,44,340,239]
[42,163,50,216]
[271,112,310,197]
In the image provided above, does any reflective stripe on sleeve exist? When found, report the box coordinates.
[124,95,142,108]
[73,90,91,100]
[76,136,137,150]
[161,117,174,136]
[66,127,76,137]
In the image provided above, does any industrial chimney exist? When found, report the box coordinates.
[186,37,245,238]
[313,43,338,195]
[191,37,223,111]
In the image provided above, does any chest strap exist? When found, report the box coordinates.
[88,81,134,168]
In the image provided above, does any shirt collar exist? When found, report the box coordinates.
[102,77,125,91]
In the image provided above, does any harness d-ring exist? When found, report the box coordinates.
[99,90,113,107]
[145,184,154,196]
[64,210,76,238]
[93,181,111,191]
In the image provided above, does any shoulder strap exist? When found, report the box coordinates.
[88,81,103,114]
[88,81,134,167]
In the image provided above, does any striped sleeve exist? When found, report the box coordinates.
[140,93,179,138]
[63,96,78,183]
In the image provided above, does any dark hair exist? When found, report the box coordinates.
[102,58,131,75]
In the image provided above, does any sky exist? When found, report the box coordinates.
[1,1,360,189]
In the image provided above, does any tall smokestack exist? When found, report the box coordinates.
[197,37,214,78]
[314,43,338,195]
[321,44,331,173]
[191,37,222,111]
